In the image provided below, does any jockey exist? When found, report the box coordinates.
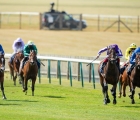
[127,47,140,75]
[9,37,25,64]
[19,40,40,74]
[96,44,123,75]
[120,43,137,74]
[0,44,5,70]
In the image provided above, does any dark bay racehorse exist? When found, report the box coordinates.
[20,50,38,96]
[129,53,140,104]
[0,54,6,99]
[8,51,24,85]
[98,48,119,105]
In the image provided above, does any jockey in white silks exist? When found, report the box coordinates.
[9,37,25,64]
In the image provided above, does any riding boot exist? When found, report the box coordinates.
[100,62,106,74]
[116,62,120,74]
[19,57,26,75]
[0,57,5,71]
[36,59,40,69]
[9,53,16,64]
[120,66,126,74]
[127,64,135,75]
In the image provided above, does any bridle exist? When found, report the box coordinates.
[107,48,117,64]
[28,50,37,66]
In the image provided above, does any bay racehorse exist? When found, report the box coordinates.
[20,50,38,96]
[0,54,7,99]
[98,47,119,105]
[8,50,24,85]
[129,53,140,104]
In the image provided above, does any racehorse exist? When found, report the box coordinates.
[20,50,38,96]
[118,67,130,98]
[98,47,119,105]
[0,54,7,99]
[118,50,134,98]
[8,50,24,85]
[129,53,140,104]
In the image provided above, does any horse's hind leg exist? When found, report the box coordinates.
[0,79,7,99]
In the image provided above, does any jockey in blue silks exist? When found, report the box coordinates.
[9,37,25,64]
[0,44,5,70]
[96,44,123,75]
[127,47,140,75]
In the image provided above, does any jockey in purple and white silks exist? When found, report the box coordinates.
[96,44,123,74]
[127,47,140,75]
[9,37,25,64]
[0,44,5,70]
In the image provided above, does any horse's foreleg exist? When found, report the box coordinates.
[31,79,36,96]
[118,82,122,98]
[23,79,28,95]
[103,80,110,105]
[129,84,135,104]
[0,78,7,99]
[111,85,117,104]
[13,71,17,86]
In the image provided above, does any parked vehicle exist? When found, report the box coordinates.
[42,3,87,30]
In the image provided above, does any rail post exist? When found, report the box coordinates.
[38,59,41,83]
[91,63,95,89]
[80,62,84,87]
[57,60,61,85]
[47,60,51,83]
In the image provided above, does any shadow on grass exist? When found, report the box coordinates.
[43,95,65,98]
[0,103,20,106]
[120,105,140,108]
[6,99,38,102]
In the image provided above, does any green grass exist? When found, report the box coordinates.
[0,75,140,120]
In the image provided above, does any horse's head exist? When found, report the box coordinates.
[0,54,5,72]
[28,50,37,66]
[107,47,117,64]
[16,50,24,62]
[135,53,140,69]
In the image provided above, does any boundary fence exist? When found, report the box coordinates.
[5,53,124,89]
[0,12,139,32]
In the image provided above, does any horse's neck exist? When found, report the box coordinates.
[106,61,116,71]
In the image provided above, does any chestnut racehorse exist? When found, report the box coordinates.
[129,53,140,104]
[98,48,119,105]
[118,50,134,98]
[0,54,6,99]
[8,51,24,85]
[20,50,38,96]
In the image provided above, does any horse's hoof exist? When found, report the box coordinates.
[118,95,121,98]
[23,89,25,92]
[107,99,110,103]
[123,94,126,97]
[103,99,108,105]
[131,99,135,104]
[3,97,7,100]
[113,99,117,104]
